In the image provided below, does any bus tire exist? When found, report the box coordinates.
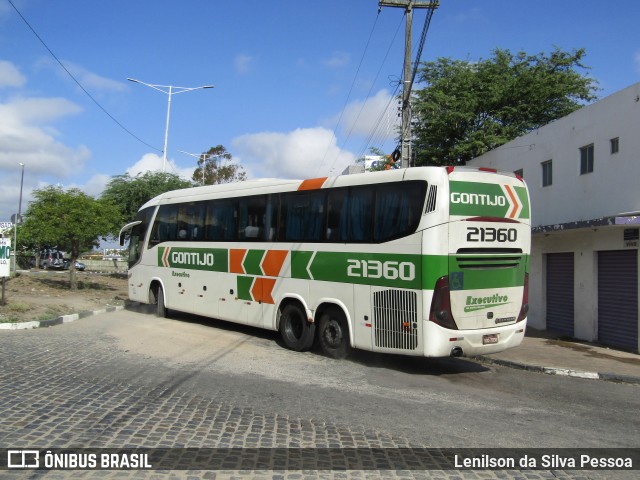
[155,287,167,318]
[279,303,315,352]
[318,307,351,359]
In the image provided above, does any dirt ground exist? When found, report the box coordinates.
[0,271,129,324]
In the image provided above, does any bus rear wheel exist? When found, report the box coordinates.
[279,303,315,352]
[318,307,351,359]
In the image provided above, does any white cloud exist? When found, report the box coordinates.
[76,174,112,198]
[234,54,255,75]
[125,153,194,181]
[0,60,26,88]
[323,51,350,69]
[1,96,83,125]
[232,127,356,179]
[635,51,640,74]
[0,95,92,221]
[324,89,400,139]
[36,57,128,93]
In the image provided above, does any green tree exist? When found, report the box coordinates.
[20,186,119,290]
[192,145,247,185]
[412,47,598,166]
[101,171,194,227]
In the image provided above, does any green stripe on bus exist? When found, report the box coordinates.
[291,251,313,280]
[157,246,229,272]
[448,255,527,290]
[237,276,253,301]
[515,186,530,219]
[449,180,530,219]
[291,251,423,289]
[244,249,264,275]
[422,255,448,290]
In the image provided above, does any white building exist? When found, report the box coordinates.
[468,82,640,352]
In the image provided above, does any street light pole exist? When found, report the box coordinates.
[13,162,24,273]
[127,78,214,173]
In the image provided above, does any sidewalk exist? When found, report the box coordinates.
[476,328,640,385]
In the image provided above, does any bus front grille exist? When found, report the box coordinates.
[373,290,418,350]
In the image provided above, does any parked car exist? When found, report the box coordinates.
[59,259,86,271]
[31,249,67,270]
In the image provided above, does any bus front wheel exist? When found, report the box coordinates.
[279,303,315,352]
[152,286,167,318]
[318,307,351,359]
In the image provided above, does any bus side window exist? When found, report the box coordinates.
[239,196,266,241]
[149,205,177,246]
[176,203,205,241]
[283,191,325,242]
[348,186,373,242]
[373,181,425,242]
[205,200,235,241]
[264,196,277,241]
[327,189,348,241]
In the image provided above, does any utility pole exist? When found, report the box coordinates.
[378,1,439,168]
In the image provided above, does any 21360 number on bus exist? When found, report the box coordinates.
[466,227,517,243]
[347,259,416,281]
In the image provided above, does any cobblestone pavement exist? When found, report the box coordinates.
[0,314,636,479]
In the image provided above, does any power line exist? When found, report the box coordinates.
[327,13,405,174]
[314,10,381,177]
[379,1,439,168]
[7,0,162,153]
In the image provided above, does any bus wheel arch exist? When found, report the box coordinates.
[149,280,167,318]
[316,303,352,359]
[277,298,315,352]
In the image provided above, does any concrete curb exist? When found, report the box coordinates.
[0,305,125,330]
[474,355,640,385]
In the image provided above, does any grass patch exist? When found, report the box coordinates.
[7,302,31,313]
[0,301,32,323]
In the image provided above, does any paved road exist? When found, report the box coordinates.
[1,309,638,479]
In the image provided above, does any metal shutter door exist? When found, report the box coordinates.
[546,252,575,336]
[598,250,638,351]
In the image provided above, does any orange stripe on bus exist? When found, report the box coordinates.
[261,250,288,277]
[298,177,328,191]
[230,249,247,274]
[504,185,519,219]
[251,277,276,304]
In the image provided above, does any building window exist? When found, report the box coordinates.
[610,137,619,154]
[580,144,594,174]
[542,160,552,187]
[514,168,523,178]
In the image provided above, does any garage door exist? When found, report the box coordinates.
[546,253,575,336]
[598,250,638,351]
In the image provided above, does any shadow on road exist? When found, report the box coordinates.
[126,302,490,377]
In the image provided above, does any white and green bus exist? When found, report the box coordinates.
[119,166,530,359]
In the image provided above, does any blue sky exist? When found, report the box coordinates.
[1,0,639,222]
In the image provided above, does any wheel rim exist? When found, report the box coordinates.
[323,319,343,349]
